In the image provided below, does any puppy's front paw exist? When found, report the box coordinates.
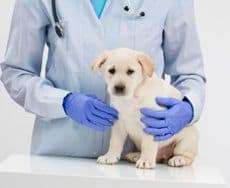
[168,156,191,167]
[136,158,156,169]
[97,154,119,165]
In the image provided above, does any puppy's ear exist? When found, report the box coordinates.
[91,52,109,72]
[135,52,155,77]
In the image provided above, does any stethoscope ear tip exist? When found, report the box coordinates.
[140,11,145,17]
[124,6,129,11]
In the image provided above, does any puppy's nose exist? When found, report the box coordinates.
[114,85,125,94]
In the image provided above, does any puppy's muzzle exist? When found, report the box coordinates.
[114,84,126,95]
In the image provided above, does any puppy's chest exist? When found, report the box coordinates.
[111,97,156,130]
[112,98,140,120]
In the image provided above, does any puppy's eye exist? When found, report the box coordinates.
[108,68,116,74]
[127,69,135,75]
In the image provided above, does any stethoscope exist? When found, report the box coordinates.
[52,0,146,38]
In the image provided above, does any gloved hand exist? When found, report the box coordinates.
[140,97,193,141]
[63,93,118,131]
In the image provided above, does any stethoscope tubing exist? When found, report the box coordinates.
[52,0,64,38]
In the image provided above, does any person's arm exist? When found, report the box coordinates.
[163,0,206,123]
[0,0,69,119]
[140,0,206,141]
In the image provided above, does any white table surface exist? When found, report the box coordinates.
[0,154,226,188]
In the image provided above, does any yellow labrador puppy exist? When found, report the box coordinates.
[92,48,198,169]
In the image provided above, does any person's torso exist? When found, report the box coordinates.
[31,0,172,158]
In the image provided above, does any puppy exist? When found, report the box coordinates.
[92,48,198,169]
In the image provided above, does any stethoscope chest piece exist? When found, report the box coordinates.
[55,22,64,38]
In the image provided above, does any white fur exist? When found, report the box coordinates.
[93,48,198,169]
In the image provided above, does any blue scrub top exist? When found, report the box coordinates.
[1,0,206,158]
[92,0,107,18]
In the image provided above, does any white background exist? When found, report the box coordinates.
[0,0,230,184]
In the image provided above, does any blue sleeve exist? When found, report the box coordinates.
[163,0,206,123]
[0,0,69,119]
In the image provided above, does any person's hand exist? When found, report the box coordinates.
[63,93,118,131]
[140,97,193,141]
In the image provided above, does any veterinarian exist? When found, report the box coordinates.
[1,0,205,157]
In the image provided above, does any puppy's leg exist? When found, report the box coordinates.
[97,122,127,165]
[168,126,198,167]
[136,135,158,169]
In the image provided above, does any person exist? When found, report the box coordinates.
[0,0,206,157]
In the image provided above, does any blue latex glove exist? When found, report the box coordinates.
[140,97,193,141]
[63,93,118,131]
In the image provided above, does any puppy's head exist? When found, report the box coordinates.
[92,48,155,98]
